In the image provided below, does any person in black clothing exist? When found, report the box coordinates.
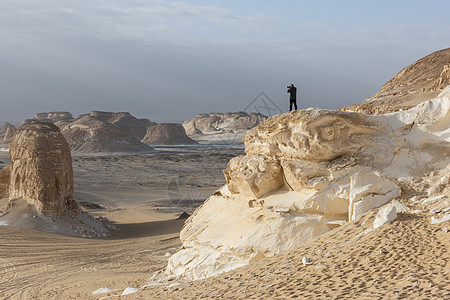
[287,83,297,111]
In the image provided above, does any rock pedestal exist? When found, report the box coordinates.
[9,122,77,216]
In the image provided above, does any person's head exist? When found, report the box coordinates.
[290,84,294,87]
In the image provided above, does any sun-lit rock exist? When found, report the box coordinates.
[166,88,449,280]
[373,205,397,228]
[9,122,78,216]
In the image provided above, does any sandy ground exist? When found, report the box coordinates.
[133,198,450,299]
[0,147,243,299]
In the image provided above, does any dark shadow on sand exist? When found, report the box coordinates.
[110,219,185,240]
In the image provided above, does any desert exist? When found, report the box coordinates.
[0,47,449,300]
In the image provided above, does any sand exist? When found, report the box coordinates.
[135,199,450,299]
[0,147,243,299]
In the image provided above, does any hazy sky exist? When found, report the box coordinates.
[1,0,449,123]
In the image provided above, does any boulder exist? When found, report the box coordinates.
[9,122,78,216]
[373,205,397,228]
[224,155,283,198]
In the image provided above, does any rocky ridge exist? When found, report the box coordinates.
[61,111,154,153]
[166,86,450,280]
[340,47,450,114]
[1,111,197,153]
[182,112,267,136]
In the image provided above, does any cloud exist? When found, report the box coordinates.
[0,0,278,49]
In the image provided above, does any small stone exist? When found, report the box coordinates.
[302,256,312,265]
[443,227,448,233]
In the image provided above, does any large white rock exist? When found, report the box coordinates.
[373,205,398,228]
[167,93,450,280]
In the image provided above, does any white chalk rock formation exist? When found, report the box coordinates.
[167,90,450,280]
[373,205,397,228]
[0,122,16,144]
[19,111,74,128]
[61,111,154,153]
[183,112,267,135]
[92,111,156,141]
[9,122,78,216]
[142,123,198,145]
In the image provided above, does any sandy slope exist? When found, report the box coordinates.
[0,213,183,299]
[131,197,449,299]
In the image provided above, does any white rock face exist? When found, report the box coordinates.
[167,93,450,280]
[183,112,267,135]
[373,205,397,228]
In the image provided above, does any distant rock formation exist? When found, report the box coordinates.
[0,165,10,199]
[7,111,198,152]
[0,122,16,144]
[19,111,74,128]
[9,122,78,216]
[142,123,197,145]
[183,112,267,135]
[340,48,450,114]
[166,87,450,280]
[61,112,154,153]
[104,111,156,141]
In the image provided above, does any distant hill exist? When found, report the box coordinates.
[142,123,198,145]
[1,111,197,153]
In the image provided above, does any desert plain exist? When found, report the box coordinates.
[0,146,242,299]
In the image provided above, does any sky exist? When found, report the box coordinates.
[1,0,449,123]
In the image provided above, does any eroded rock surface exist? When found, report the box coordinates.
[183,112,267,135]
[0,165,10,199]
[340,48,450,114]
[0,122,16,144]
[9,122,78,216]
[167,88,450,280]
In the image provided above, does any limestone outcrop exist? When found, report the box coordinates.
[166,87,450,280]
[0,165,10,199]
[103,111,156,141]
[0,122,16,144]
[142,123,197,145]
[6,111,198,152]
[19,111,74,128]
[9,122,78,216]
[183,112,267,135]
[340,48,450,114]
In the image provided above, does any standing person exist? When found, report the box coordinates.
[287,83,297,111]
